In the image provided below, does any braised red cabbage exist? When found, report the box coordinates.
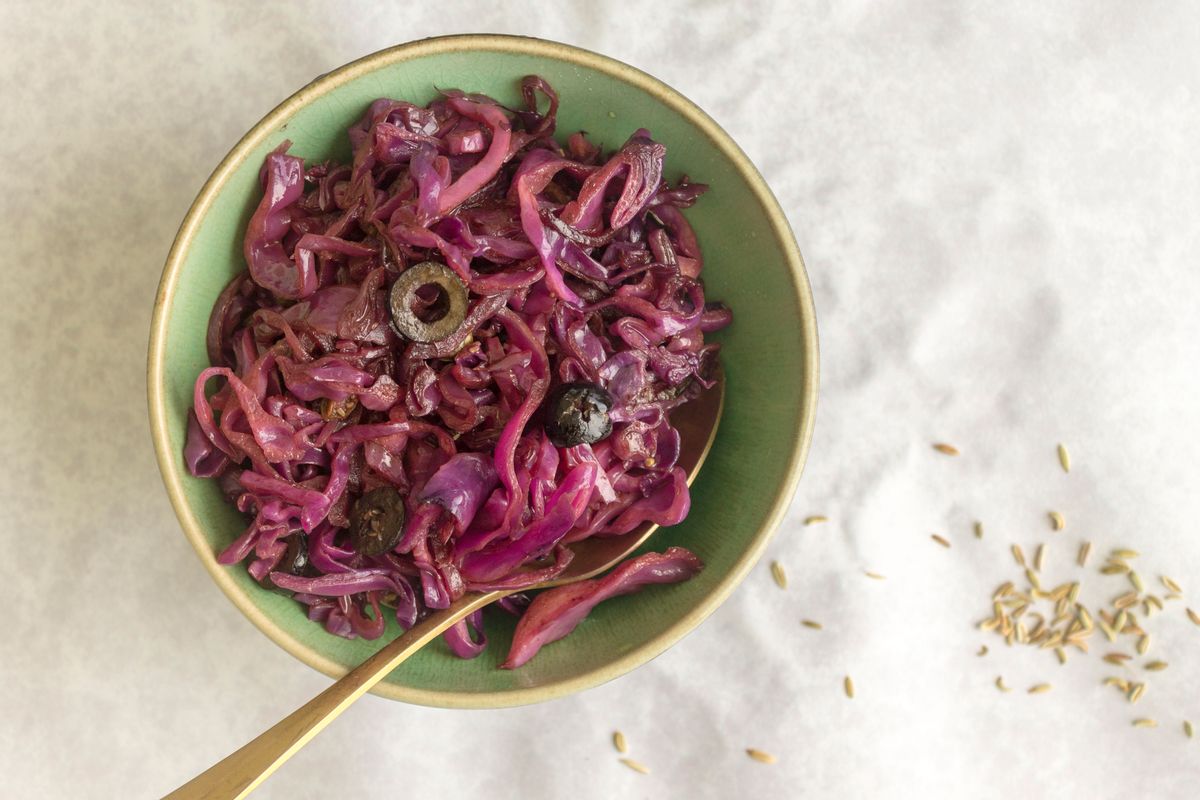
[185,76,729,665]
[501,547,704,668]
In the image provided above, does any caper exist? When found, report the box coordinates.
[543,382,615,447]
[349,486,407,556]
[388,261,469,343]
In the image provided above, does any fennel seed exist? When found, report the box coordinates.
[770,561,787,589]
[1129,572,1145,593]
[746,749,776,764]
[619,758,650,774]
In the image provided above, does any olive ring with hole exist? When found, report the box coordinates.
[389,261,469,343]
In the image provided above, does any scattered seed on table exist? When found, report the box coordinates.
[1077,542,1092,567]
[844,676,855,699]
[977,645,988,656]
[1068,582,1082,603]
[1129,683,1146,703]
[1145,661,1168,672]
[1113,548,1140,560]
[1161,576,1183,594]
[995,676,1011,692]
[1188,608,1200,626]
[803,515,828,526]
[1034,544,1046,572]
[1101,563,1128,575]
[1048,511,1065,531]
[1103,677,1128,689]
[1133,718,1157,728]
[612,731,628,754]
[746,749,777,765]
[801,620,823,630]
[1137,635,1151,655]
[1055,648,1067,665]
[933,443,960,456]
[1104,653,1131,666]
[1077,605,1094,629]
[1057,443,1071,473]
[864,571,886,580]
[1114,592,1139,610]
[974,521,984,539]
[1026,568,1042,591]
[770,561,787,589]
[931,534,951,548]
[1028,683,1052,694]
[1129,572,1145,593]
[1186,721,1195,739]
[619,758,650,774]
[1012,545,1027,568]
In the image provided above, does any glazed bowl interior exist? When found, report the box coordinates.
[149,34,817,708]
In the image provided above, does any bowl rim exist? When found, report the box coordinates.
[147,33,819,708]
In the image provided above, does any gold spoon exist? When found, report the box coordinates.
[165,373,724,800]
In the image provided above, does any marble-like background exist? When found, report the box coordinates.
[4,2,1200,797]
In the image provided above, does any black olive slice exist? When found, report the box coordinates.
[349,486,407,556]
[388,261,469,343]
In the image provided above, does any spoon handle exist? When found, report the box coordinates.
[164,590,499,800]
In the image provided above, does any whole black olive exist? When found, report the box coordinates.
[389,261,469,343]
[350,486,407,556]
[543,382,614,447]
[263,532,315,592]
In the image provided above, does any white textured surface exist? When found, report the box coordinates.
[4,2,1200,797]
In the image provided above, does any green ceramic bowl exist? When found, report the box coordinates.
[148,34,818,708]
